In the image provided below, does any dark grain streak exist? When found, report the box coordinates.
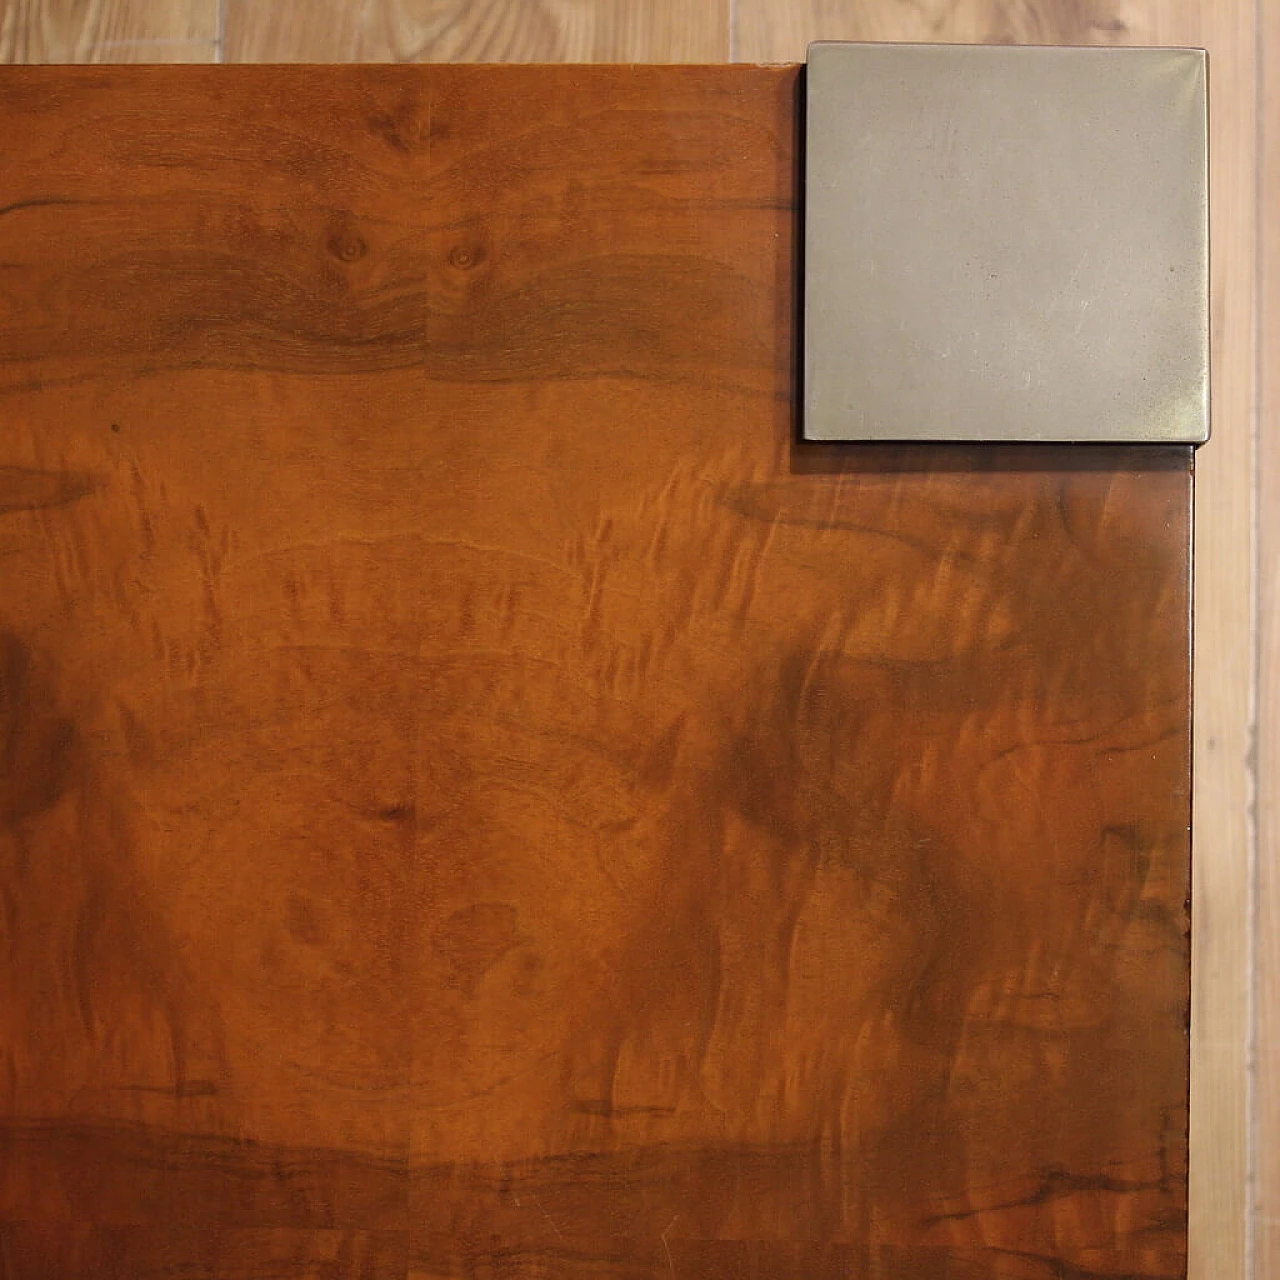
[0,633,78,823]
[0,195,82,220]
[922,1166,1169,1225]
[0,466,96,514]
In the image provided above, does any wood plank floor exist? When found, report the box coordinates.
[222,1,728,64]
[0,0,216,61]
[0,3,1263,1278]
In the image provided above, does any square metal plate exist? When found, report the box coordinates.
[803,42,1209,444]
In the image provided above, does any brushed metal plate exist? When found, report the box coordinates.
[803,42,1209,444]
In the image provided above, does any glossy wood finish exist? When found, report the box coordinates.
[0,65,1191,1278]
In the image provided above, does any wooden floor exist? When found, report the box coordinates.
[0,3,1263,1279]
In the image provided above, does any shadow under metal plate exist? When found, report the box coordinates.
[803,42,1209,444]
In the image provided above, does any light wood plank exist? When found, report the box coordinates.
[1258,0,1280,1271]
[736,4,1257,1280]
[224,0,728,64]
[735,0,1137,57]
[1118,15,1257,1280]
[0,0,216,62]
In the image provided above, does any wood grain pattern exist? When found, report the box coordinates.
[1259,0,1280,1271]
[735,0,1136,59]
[0,0,216,62]
[736,9,1256,1278]
[0,63,1192,1280]
[223,0,728,64]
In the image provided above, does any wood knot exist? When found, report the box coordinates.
[328,230,368,263]
[448,244,486,271]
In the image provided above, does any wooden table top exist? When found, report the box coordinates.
[0,65,1190,1279]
